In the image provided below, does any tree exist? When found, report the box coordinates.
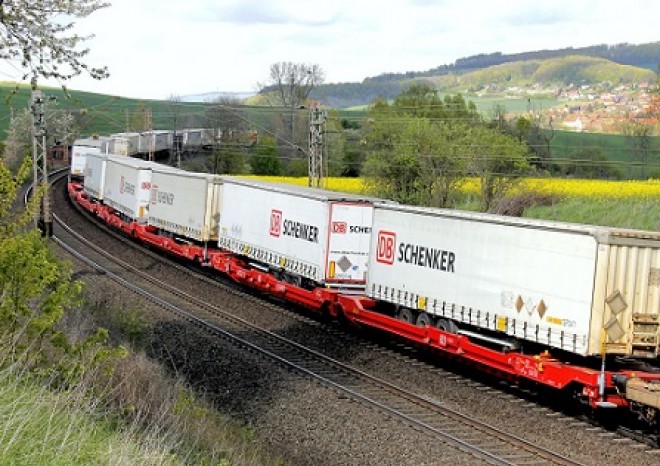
[364,115,467,206]
[0,0,109,86]
[489,112,552,169]
[362,91,477,207]
[324,109,347,177]
[128,101,151,132]
[0,158,123,384]
[258,62,326,167]
[204,98,251,173]
[465,125,531,211]
[0,157,79,367]
[259,62,325,109]
[558,147,623,180]
[3,98,74,170]
[392,84,480,124]
[250,135,282,175]
[622,121,652,178]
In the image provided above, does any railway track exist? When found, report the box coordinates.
[48,174,587,466]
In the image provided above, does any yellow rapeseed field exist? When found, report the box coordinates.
[243,176,660,199]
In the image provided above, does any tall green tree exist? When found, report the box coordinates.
[622,121,652,178]
[392,83,480,123]
[324,109,347,177]
[250,135,282,175]
[465,125,531,211]
[363,89,479,207]
[363,87,530,210]
[363,117,466,206]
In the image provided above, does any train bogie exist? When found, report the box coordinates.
[217,178,377,289]
[367,204,660,358]
[148,168,222,242]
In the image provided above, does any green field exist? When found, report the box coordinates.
[550,130,660,178]
[447,93,559,117]
[0,83,211,136]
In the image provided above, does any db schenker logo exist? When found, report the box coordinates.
[376,230,396,265]
[269,209,282,237]
[331,221,347,234]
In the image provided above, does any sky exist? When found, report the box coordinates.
[3,0,659,100]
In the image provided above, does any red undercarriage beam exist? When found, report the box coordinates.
[209,252,339,310]
[337,295,660,408]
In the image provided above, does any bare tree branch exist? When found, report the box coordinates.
[259,61,325,108]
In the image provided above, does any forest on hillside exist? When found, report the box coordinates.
[309,42,660,107]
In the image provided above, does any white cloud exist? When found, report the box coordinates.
[6,0,657,99]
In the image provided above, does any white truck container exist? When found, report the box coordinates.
[141,130,172,153]
[148,168,222,242]
[180,128,204,151]
[82,153,108,200]
[217,178,378,288]
[70,137,111,178]
[111,132,141,157]
[368,204,660,358]
[102,156,152,223]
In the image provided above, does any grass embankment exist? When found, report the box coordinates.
[0,372,174,466]
[0,298,285,466]
[0,348,282,466]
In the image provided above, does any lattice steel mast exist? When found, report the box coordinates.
[308,103,327,188]
[30,79,52,237]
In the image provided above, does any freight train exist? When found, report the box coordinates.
[69,129,211,179]
[69,127,258,180]
[68,152,660,436]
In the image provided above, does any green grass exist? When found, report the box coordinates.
[0,82,211,136]
[523,196,660,231]
[0,372,184,466]
[550,130,660,179]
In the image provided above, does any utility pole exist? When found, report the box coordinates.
[308,102,326,188]
[145,107,154,161]
[30,79,52,237]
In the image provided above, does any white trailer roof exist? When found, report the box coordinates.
[374,203,660,244]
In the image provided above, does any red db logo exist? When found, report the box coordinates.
[376,230,396,265]
[269,209,282,237]
[332,221,347,234]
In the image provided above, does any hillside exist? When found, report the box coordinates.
[309,42,660,107]
[0,83,212,135]
[424,55,657,93]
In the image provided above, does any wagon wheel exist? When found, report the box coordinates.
[436,318,459,334]
[416,312,432,328]
[397,308,415,324]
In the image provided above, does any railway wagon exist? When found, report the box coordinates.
[148,168,223,242]
[70,137,111,179]
[368,203,660,358]
[111,132,141,157]
[141,130,172,154]
[180,128,204,152]
[102,156,153,223]
[217,178,378,289]
[82,153,109,200]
